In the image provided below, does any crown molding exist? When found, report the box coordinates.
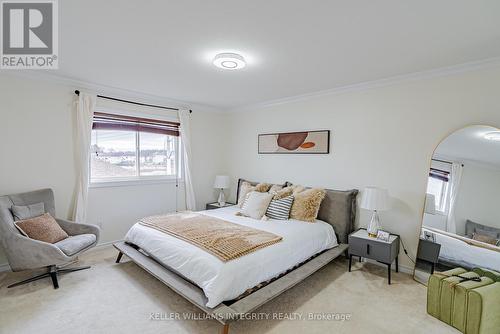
[231,57,500,112]
[0,70,221,113]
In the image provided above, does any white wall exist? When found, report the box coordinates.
[86,183,185,244]
[454,162,500,236]
[0,74,226,268]
[224,65,500,270]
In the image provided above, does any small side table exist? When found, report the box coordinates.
[348,229,400,284]
[206,202,235,210]
[417,238,441,274]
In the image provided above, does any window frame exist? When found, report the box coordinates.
[89,108,183,188]
[426,175,450,215]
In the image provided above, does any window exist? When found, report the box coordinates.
[427,168,450,213]
[90,112,181,183]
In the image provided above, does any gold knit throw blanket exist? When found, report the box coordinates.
[139,212,283,262]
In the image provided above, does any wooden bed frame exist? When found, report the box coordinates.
[113,180,358,333]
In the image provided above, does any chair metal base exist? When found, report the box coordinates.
[7,264,91,289]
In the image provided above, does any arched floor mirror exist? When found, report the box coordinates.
[414,125,500,284]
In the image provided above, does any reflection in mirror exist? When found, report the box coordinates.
[414,125,500,284]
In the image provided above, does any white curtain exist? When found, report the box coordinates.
[178,109,196,211]
[73,92,96,223]
[446,162,463,234]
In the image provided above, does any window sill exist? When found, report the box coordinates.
[89,178,183,189]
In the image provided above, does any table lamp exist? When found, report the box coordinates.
[214,175,230,206]
[360,187,390,237]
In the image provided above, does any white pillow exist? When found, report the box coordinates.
[239,191,274,219]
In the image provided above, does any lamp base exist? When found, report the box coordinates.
[217,189,226,207]
[367,210,381,238]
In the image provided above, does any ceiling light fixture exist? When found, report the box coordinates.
[213,53,246,70]
[484,131,500,141]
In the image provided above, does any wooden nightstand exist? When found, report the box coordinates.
[348,229,400,284]
[205,202,235,210]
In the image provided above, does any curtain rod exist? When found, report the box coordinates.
[74,90,192,113]
[432,158,464,167]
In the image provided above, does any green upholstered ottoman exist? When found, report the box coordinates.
[427,267,467,319]
[439,271,481,324]
[472,268,500,282]
[466,282,500,334]
[451,276,494,333]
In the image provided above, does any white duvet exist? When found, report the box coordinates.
[125,206,338,308]
[423,228,500,271]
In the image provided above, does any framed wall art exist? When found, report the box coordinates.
[258,130,330,154]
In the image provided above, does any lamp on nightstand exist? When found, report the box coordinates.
[360,187,390,237]
[214,175,230,207]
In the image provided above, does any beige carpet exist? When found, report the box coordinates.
[0,246,458,334]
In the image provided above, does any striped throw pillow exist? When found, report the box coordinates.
[265,195,294,220]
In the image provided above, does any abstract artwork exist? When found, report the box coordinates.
[258,130,330,154]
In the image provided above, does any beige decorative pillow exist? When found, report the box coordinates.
[238,191,274,220]
[238,182,273,207]
[291,185,306,195]
[15,213,68,244]
[472,233,498,246]
[268,184,283,194]
[290,188,326,222]
[238,182,256,207]
[255,183,272,192]
[272,187,294,200]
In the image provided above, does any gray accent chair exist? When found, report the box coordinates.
[0,189,100,289]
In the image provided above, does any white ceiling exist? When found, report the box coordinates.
[55,0,500,109]
[434,126,500,167]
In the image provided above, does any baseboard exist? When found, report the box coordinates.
[0,239,124,273]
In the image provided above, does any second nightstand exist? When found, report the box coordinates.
[206,202,235,210]
[348,229,400,284]
[417,238,441,274]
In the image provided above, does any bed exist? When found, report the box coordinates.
[422,227,500,271]
[114,180,358,333]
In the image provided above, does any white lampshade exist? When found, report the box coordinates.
[213,175,230,189]
[424,193,436,215]
[360,187,390,211]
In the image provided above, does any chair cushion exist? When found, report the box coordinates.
[55,234,96,256]
[15,213,68,243]
[11,202,45,221]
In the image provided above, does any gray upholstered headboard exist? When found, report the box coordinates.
[236,178,358,244]
[465,220,500,239]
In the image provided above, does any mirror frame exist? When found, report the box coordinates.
[412,123,500,284]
